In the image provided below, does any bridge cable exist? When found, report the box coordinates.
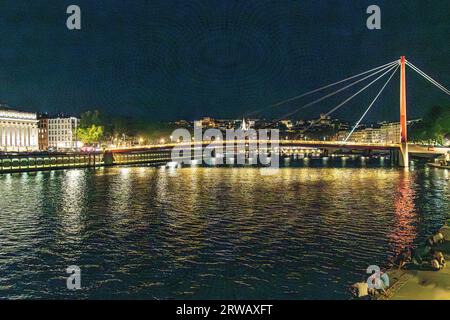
[406,61,450,95]
[268,60,399,108]
[320,64,399,118]
[345,65,400,142]
[246,60,399,117]
[265,62,399,125]
[290,64,398,139]
[406,61,450,96]
[407,66,450,96]
[295,63,399,137]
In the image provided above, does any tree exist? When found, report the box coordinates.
[410,105,450,145]
[77,124,104,145]
[77,110,105,146]
[79,110,102,129]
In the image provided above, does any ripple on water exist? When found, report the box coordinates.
[0,166,448,299]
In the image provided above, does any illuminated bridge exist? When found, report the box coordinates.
[0,56,449,174]
[109,139,449,162]
[111,56,450,166]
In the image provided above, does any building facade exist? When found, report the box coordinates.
[38,116,49,151]
[337,122,403,144]
[48,117,79,150]
[379,122,401,144]
[194,117,217,129]
[0,106,39,152]
[350,127,383,143]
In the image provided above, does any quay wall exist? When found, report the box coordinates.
[0,149,173,174]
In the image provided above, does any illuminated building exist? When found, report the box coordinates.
[194,117,217,129]
[380,122,401,144]
[279,120,293,129]
[38,115,49,151]
[48,117,79,150]
[337,121,417,144]
[0,105,39,152]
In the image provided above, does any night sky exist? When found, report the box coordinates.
[0,0,448,122]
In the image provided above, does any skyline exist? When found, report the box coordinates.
[0,0,449,122]
[0,101,429,125]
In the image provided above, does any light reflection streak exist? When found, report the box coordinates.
[60,170,86,237]
[387,170,417,266]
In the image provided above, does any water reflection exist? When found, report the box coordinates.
[60,170,86,236]
[0,165,448,299]
[387,170,418,266]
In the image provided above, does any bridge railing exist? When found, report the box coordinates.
[109,140,401,150]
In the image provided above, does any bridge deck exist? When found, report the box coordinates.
[109,141,449,156]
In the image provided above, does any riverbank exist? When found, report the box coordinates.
[378,222,450,300]
[0,150,172,174]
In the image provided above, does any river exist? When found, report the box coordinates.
[0,159,448,299]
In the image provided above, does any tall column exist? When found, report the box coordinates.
[13,127,16,148]
[6,126,9,147]
[24,126,27,147]
[16,126,20,148]
[23,126,26,147]
[16,126,19,147]
[7,126,10,148]
[9,126,12,148]
[22,126,25,147]
[27,126,31,147]
[399,56,409,167]
[9,126,13,147]
[4,126,8,147]
[19,126,22,147]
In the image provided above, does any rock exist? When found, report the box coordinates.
[439,226,450,241]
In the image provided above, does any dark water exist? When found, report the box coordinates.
[0,159,449,299]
